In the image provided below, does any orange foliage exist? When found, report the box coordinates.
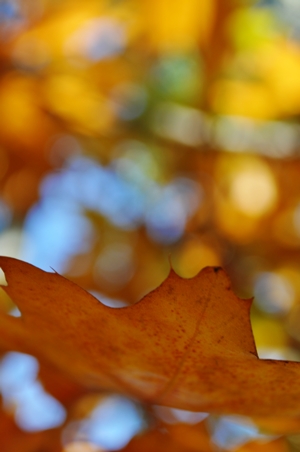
[0,0,300,450]
[0,257,300,419]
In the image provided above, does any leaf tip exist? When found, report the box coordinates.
[212,266,222,273]
[243,296,255,307]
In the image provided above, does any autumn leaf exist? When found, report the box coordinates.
[0,403,62,452]
[120,422,213,452]
[234,438,289,452]
[0,256,300,417]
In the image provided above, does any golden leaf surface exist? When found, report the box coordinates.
[0,257,300,416]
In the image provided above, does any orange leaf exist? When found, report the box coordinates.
[253,415,300,435]
[0,257,300,416]
[0,406,62,452]
[120,428,187,452]
[234,438,289,452]
[120,423,213,452]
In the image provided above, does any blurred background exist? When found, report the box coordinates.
[0,0,300,450]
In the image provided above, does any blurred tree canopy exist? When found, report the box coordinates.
[1,0,300,450]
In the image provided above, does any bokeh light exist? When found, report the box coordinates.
[62,395,145,451]
[0,352,66,431]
